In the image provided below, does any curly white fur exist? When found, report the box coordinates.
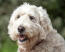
[8,3,65,52]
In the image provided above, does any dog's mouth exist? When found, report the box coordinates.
[18,34,28,42]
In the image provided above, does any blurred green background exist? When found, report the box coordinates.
[0,0,65,52]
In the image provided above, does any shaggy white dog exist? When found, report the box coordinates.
[8,3,65,52]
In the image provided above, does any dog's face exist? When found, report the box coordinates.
[8,3,52,43]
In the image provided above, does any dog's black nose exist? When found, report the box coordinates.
[18,26,25,33]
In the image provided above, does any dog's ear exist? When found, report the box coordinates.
[38,7,53,40]
[8,11,17,41]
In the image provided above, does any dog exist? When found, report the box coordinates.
[8,3,65,52]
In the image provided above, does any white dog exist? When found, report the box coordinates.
[8,3,65,52]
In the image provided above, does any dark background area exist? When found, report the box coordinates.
[0,0,65,52]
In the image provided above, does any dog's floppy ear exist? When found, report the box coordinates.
[8,11,17,41]
[38,7,53,40]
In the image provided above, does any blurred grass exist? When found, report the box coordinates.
[0,0,65,52]
[1,39,17,52]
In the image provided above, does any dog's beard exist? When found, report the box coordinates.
[17,30,40,52]
[16,24,40,43]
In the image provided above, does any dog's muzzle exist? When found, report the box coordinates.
[18,26,28,42]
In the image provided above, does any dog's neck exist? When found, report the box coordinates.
[17,36,40,52]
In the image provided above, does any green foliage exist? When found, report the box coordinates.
[0,0,65,52]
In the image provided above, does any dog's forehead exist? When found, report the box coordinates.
[14,5,39,17]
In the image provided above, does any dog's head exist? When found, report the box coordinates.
[8,3,53,43]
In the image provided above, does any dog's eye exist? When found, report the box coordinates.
[29,16,35,20]
[17,15,20,19]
